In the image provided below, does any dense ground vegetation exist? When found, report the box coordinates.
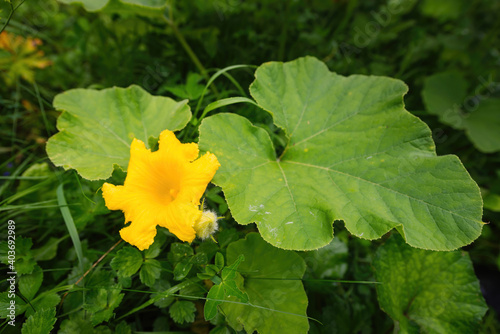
[1,0,499,333]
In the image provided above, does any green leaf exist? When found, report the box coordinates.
[422,72,500,153]
[215,252,224,271]
[173,258,193,281]
[300,238,348,279]
[463,98,500,153]
[115,321,132,334]
[21,307,57,334]
[205,284,224,321]
[19,265,43,300]
[59,312,101,334]
[199,56,483,251]
[421,71,467,129]
[205,254,248,321]
[46,85,191,180]
[111,246,143,277]
[169,300,196,324]
[221,233,309,334]
[57,0,168,16]
[143,232,166,259]
[84,285,124,325]
[140,258,162,287]
[0,237,36,275]
[168,242,194,264]
[0,292,27,318]
[25,292,61,319]
[374,234,487,333]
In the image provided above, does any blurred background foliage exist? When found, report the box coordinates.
[1,0,499,332]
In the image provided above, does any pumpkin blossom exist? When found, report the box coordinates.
[102,130,220,250]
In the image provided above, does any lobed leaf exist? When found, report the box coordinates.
[374,234,487,333]
[46,85,191,180]
[221,233,309,334]
[199,56,483,251]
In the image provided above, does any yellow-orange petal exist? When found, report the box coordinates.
[179,152,220,203]
[120,218,158,251]
[157,202,200,243]
[158,130,199,162]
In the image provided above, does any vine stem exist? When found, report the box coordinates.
[58,239,123,308]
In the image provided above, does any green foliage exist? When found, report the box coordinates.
[84,285,124,325]
[21,307,57,334]
[0,236,36,274]
[2,0,499,332]
[57,0,167,16]
[169,300,196,324]
[422,72,500,153]
[221,233,309,334]
[374,234,487,333]
[46,85,192,180]
[204,254,248,321]
[111,246,143,277]
[200,57,483,251]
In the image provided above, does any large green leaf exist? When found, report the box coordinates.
[374,234,487,333]
[57,0,167,16]
[221,233,309,334]
[422,72,500,153]
[199,56,483,251]
[46,85,191,180]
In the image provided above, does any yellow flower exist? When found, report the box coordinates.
[102,130,220,250]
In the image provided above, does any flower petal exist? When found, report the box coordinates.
[158,130,199,162]
[157,202,201,243]
[120,218,158,251]
[179,152,221,203]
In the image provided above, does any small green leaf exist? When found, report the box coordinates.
[21,307,57,334]
[57,0,168,16]
[0,237,36,275]
[215,253,224,271]
[168,243,194,264]
[205,284,224,321]
[463,98,500,153]
[300,238,348,279]
[143,232,167,259]
[199,57,483,251]
[374,234,487,333]
[46,85,191,180]
[84,285,124,325]
[0,292,26,318]
[221,233,309,334]
[111,247,143,277]
[25,292,61,318]
[115,321,132,334]
[59,312,100,334]
[19,265,43,300]
[422,72,500,153]
[152,279,174,308]
[422,71,467,129]
[169,300,196,324]
[173,258,193,281]
[140,258,162,287]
